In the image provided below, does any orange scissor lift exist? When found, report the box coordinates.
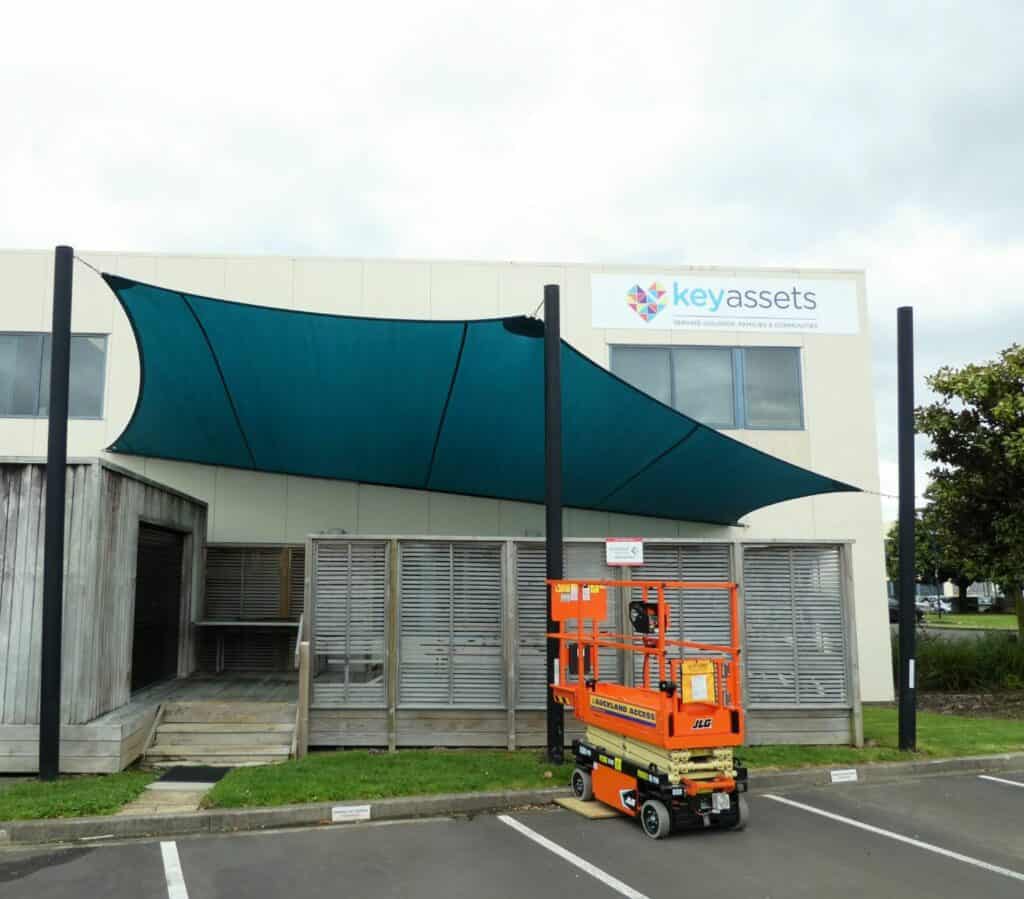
[549,578,749,839]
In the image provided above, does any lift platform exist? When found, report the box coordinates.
[549,578,749,838]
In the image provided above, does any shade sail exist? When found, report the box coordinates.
[103,274,858,525]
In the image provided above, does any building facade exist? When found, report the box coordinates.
[0,250,892,761]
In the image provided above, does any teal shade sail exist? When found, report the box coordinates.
[103,275,858,525]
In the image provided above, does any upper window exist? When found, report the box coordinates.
[610,345,803,430]
[0,333,108,419]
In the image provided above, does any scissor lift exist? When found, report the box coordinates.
[549,578,749,839]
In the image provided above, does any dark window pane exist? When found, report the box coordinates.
[0,334,45,416]
[671,347,734,427]
[743,348,803,428]
[39,335,107,419]
[610,347,671,406]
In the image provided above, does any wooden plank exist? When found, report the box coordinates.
[296,642,310,759]
[279,548,291,618]
[0,740,122,758]
[746,731,850,746]
[746,715,851,734]
[0,466,20,722]
[11,465,42,724]
[841,542,865,748]
[0,723,122,741]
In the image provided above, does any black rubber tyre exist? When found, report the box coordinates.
[732,796,748,831]
[571,767,593,801]
[640,798,671,839]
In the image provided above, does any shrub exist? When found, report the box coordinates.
[892,631,1024,692]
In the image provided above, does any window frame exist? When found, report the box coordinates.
[609,344,805,431]
[0,331,109,420]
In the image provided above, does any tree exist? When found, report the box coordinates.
[915,344,1024,638]
[884,508,975,609]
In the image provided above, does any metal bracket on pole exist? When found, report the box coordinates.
[39,245,73,780]
[897,306,916,751]
[544,284,565,764]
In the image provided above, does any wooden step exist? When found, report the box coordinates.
[161,702,296,725]
[159,723,294,734]
[153,730,292,748]
[145,744,291,761]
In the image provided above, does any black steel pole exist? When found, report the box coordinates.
[897,306,916,751]
[38,245,73,780]
[544,284,564,764]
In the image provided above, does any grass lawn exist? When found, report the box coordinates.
[204,706,1024,810]
[0,770,155,821]
[924,613,1017,630]
[204,749,574,809]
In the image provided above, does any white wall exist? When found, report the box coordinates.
[0,250,892,701]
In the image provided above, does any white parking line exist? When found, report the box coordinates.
[160,841,190,899]
[764,794,1024,884]
[979,774,1024,789]
[498,814,650,899]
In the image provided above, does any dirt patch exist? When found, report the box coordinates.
[917,691,1024,719]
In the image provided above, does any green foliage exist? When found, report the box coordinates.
[915,344,1024,635]
[0,771,155,821]
[884,508,972,587]
[894,631,1024,691]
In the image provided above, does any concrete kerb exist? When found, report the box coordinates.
[3,754,1024,847]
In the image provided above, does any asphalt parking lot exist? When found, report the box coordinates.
[2,770,1022,899]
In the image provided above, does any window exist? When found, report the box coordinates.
[0,333,108,418]
[610,345,803,429]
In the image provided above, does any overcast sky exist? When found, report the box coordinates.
[3,2,1021,519]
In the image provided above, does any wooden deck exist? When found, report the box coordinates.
[0,674,298,774]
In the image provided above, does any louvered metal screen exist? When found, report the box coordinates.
[398,541,505,708]
[565,543,621,686]
[312,540,388,708]
[203,545,306,620]
[629,544,732,682]
[743,545,848,707]
[289,546,305,618]
[514,543,547,708]
[514,541,620,709]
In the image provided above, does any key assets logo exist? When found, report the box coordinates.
[625,282,667,322]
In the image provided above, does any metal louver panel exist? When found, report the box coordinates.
[242,548,283,619]
[514,543,547,709]
[399,541,505,708]
[565,543,620,685]
[205,547,243,619]
[629,544,731,682]
[452,543,504,707]
[743,546,848,708]
[398,541,452,707]
[312,540,388,708]
[792,547,847,705]
[515,542,620,709]
[204,545,306,620]
[289,547,305,619]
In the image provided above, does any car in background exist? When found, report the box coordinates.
[889,595,925,623]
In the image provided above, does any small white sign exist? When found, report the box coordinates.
[829,768,859,784]
[908,658,915,690]
[331,804,371,823]
[606,538,644,566]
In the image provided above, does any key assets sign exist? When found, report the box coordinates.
[592,273,860,335]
